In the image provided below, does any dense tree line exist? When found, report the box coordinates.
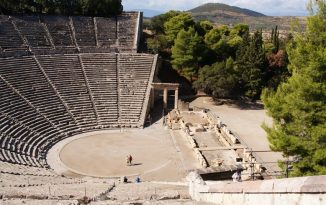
[146,2,326,177]
[262,0,326,176]
[146,11,289,100]
[0,0,123,16]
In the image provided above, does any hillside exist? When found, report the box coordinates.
[189,3,265,17]
[188,3,306,32]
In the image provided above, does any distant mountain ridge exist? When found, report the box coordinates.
[187,3,306,32]
[189,3,266,17]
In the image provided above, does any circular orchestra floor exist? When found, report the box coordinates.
[59,129,184,180]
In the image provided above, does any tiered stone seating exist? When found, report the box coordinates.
[0,114,41,167]
[42,16,75,47]
[0,10,155,175]
[106,181,190,202]
[72,16,96,47]
[0,160,113,200]
[117,13,138,50]
[0,53,156,167]
[95,17,118,47]
[37,55,99,129]
[0,78,67,166]
[12,16,52,48]
[0,179,113,201]
[0,125,39,167]
[118,54,154,126]
[0,13,140,54]
[0,56,78,136]
[0,11,160,202]
[0,17,26,51]
[0,160,55,176]
[80,54,119,127]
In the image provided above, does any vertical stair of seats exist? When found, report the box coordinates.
[117,54,154,127]
[0,56,77,135]
[0,17,26,51]
[36,55,98,131]
[33,56,81,131]
[0,112,41,167]
[78,55,100,123]
[11,16,52,50]
[80,53,119,128]
[95,17,118,47]
[42,16,75,48]
[71,17,96,47]
[0,78,68,167]
[93,18,99,47]
[0,13,139,54]
[0,57,80,167]
[117,13,137,51]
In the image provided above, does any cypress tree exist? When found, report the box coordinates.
[235,30,267,99]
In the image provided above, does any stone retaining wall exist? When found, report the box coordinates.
[187,172,326,205]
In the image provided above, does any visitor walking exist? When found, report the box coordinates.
[126,154,133,166]
[128,154,133,166]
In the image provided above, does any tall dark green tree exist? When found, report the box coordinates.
[146,11,181,54]
[262,0,326,176]
[264,25,290,90]
[265,25,281,54]
[164,12,195,45]
[272,26,280,52]
[204,24,248,62]
[194,57,239,98]
[228,24,249,55]
[148,10,181,34]
[195,20,213,36]
[86,0,122,16]
[204,26,230,61]
[236,29,268,99]
[171,27,204,81]
[194,23,250,98]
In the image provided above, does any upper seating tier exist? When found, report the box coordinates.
[0,12,140,57]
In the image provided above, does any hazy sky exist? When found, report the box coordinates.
[123,0,310,16]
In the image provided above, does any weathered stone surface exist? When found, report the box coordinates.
[157,191,180,200]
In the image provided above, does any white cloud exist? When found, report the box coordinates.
[122,0,309,16]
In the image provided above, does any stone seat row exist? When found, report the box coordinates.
[0,53,155,168]
[0,12,139,54]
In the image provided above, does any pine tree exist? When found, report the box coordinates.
[194,57,238,98]
[171,27,204,81]
[164,12,195,45]
[262,0,326,176]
